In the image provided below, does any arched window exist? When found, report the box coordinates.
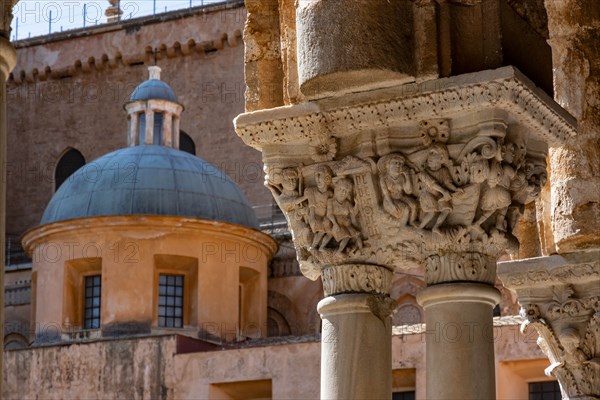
[179,131,196,155]
[55,149,85,191]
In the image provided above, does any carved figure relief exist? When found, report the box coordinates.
[324,178,363,255]
[264,117,548,285]
[377,154,418,226]
[305,165,334,250]
[417,144,463,233]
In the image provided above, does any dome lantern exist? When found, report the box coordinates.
[125,66,184,149]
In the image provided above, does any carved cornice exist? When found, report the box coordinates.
[236,67,576,149]
[0,36,16,77]
[502,262,600,290]
[322,264,393,297]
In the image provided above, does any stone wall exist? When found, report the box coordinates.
[3,321,548,399]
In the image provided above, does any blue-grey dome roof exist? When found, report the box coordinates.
[130,79,178,102]
[41,145,258,229]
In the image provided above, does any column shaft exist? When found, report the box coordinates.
[418,283,500,400]
[318,294,394,400]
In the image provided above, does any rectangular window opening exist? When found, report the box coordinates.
[83,275,101,329]
[528,381,561,400]
[158,274,184,328]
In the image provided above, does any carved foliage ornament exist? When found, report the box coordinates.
[265,118,547,285]
[322,264,393,297]
[520,286,600,398]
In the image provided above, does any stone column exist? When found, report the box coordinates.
[236,67,575,399]
[543,0,600,253]
[418,282,500,399]
[0,33,17,399]
[499,251,600,399]
[295,0,416,98]
[319,264,395,399]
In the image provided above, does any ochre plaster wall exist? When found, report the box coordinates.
[22,216,275,342]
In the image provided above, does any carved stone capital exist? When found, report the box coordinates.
[499,252,600,399]
[322,264,393,297]
[0,1,16,39]
[0,36,16,79]
[237,67,575,285]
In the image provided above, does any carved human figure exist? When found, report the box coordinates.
[305,165,334,249]
[266,168,314,249]
[418,144,462,233]
[290,207,314,250]
[559,328,588,365]
[476,160,513,231]
[378,153,418,226]
[323,178,363,255]
[274,168,302,211]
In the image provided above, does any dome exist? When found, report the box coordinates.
[41,145,259,229]
[129,79,178,102]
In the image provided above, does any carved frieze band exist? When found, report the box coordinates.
[322,264,393,297]
[520,285,600,398]
[503,262,600,290]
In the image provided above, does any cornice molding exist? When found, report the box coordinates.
[235,67,576,149]
[21,215,278,258]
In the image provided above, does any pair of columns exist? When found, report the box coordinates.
[318,265,499,399]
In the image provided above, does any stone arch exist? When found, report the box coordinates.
[390,273,426,300]
[267,290,298,336]
[54,147,85,191]
[179,130,196,155]
[393,296,423,326]
[4,332,30,350]
[267,307,291,337]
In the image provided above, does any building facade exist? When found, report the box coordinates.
[0,1,597,399]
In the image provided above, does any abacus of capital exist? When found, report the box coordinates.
[236,66,576,398]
